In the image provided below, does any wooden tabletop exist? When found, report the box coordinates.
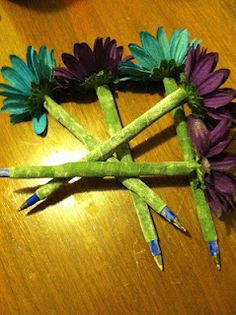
[0,0,236,314]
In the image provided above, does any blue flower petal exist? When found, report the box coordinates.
[157,27,171,60]
[10,55,35,85]
[139,32,162,65]
[38,46,54,79]
[32,111,47,135]
[1,67,31,94]
[128,44,157,70]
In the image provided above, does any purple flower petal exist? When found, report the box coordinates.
[210,153,236,171]
[54,67,78,80]
[94,37,107,72]
[190,53,218,86]
[187,115,209,155]
[203,88,236,108]
[204,185,223,216]
[206,104,236,121]
[210,171,236,194]
[73,43,96,76]
[185,48,195,81]
[207,138,231,157]
[197,69,230,96]
[62,53,88,79]
[208,119,230,146]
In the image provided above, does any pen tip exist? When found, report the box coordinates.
[172,217,187,233]
[18,201,29,211]
[213,254,221,271]
[154,255,164,271]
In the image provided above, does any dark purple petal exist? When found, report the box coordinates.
[210,171,236,194]
[197,69,230,96]
[54,67,78,80]
[187,115,209,155]
[210,153,236,171]
[94,37,107,72]
[203,88,236,108]
[62,53,88,79]
[73,43,96,75]
[185,48,195,81]
[207,138,231,157]
[209,119,230,146]
[206,104,236,121]
[204,184,223,216]
[190,53,218,86]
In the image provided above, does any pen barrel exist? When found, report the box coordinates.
[9,161,199,178]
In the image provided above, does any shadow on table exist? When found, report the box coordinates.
[8,0,78,12]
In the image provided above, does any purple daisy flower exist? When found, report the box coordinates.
[183,46,236,123]
[187,115,236,216]
[54,37,132,92]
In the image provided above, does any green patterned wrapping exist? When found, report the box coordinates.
[36,89,187,199]
[9,161,197,178]
[163,77,217,242]
[96,84,157,244]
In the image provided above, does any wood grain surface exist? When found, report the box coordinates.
[0,0,236,314]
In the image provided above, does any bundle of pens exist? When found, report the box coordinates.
[0,27,236,271]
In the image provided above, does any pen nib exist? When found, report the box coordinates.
[154,255,164,271]
[213,254,221,271]
[18,201,29,211]
[172,217,187,233]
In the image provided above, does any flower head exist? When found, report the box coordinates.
[54,37,131,92]
[119,27,194,82]
[183,46,236,122]
[187,115,236,216]
[0,46,57,135]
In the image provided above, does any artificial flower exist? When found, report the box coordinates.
[0,46,57,135]
[54,37,131,92]
[187,115,236,216]
[183,46,236,122]
[119,27,193,82]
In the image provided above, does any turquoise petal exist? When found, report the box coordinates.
[32,111,47,135]
[26,46,39,83]
[0,83,26,96]
[1,67,31,94]
[172,29,189,64]
[38,46,53,79]
[10,55,35,85]
[157,27,171,60]
[170,29,182,57]
[119,61,150,78]
[2,98,29,114]
[140,32,162,65]
[10,112,31,124]
[128,44,157,70]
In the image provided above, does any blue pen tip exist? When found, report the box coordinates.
[18,194,40,210]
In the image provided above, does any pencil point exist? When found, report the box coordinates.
[213,254,221,271]
[172,217,187,233]
[154,255,164,271]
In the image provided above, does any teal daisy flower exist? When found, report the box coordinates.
[0,46,56,135]
[119,27,197,82]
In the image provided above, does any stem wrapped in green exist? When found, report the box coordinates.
[163,77,217,242]
[9,161,198,178]
[35,89,187,199]
[96,84,158,247]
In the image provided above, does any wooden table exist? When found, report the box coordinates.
[0,0,236,314]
